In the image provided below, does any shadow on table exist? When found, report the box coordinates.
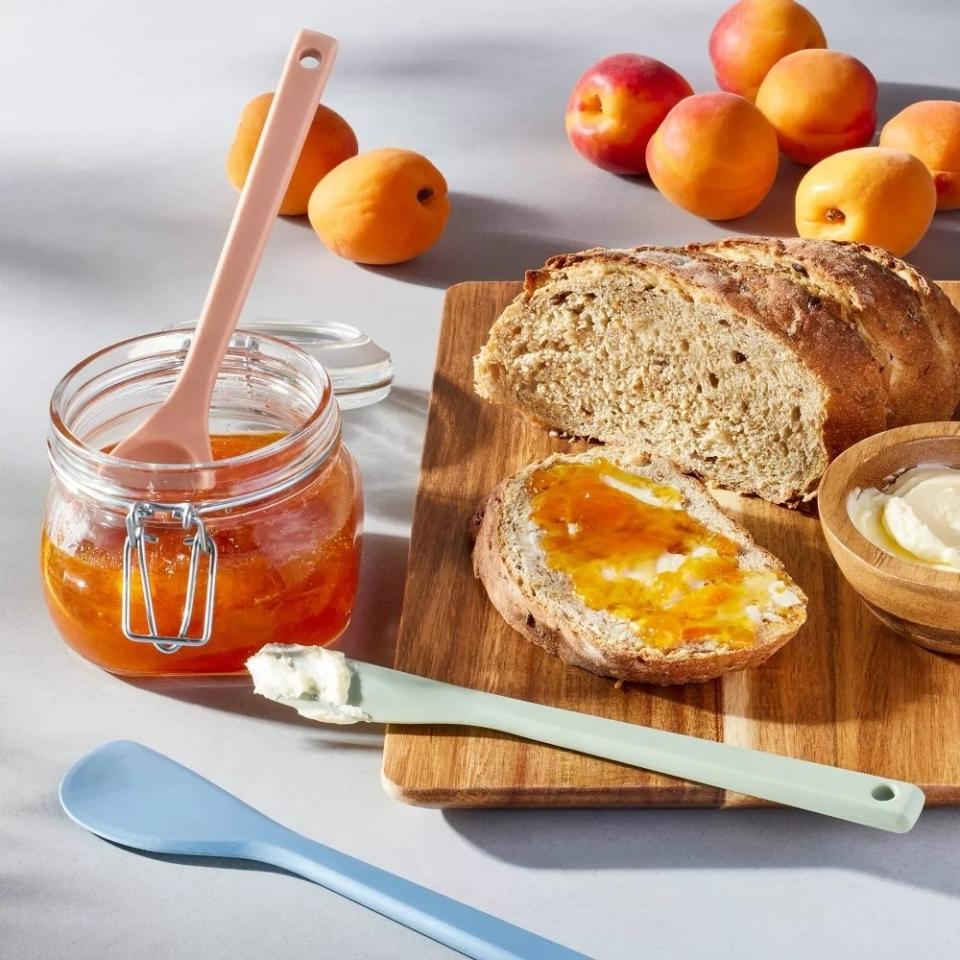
[723,159,808,238]
[443,804,960,897]
[0,159,228,310]
[361,193,593,289]
[909,210,960,280]
[876,81,960,120]
[108,839,298,878]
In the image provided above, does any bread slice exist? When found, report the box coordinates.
[473,239,960,504]
[473,447,807,685]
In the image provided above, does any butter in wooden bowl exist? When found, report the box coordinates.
[819,422,960,654]
[848,465,960,573]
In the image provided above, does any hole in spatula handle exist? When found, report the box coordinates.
[871,784,897,802]
[299,51,322,69]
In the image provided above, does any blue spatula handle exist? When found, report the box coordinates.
[60,741,586,960]
[257,831,589,960]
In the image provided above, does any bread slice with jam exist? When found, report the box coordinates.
[473,447,807,685]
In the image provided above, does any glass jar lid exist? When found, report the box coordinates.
[164,318,393,409]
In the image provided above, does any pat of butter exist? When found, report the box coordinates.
[847,464,960,572]
[655,552,688,574]
[246,644,370,724]
[768,580,801,607]
[600,473,682,509]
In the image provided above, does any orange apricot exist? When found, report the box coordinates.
[307,148,450,264]
[755,50,877,165]
[226,93,358,216]
[880,100,960,210]
[709,0,826,102]
[646,92,779,220]
[795,147,936,256]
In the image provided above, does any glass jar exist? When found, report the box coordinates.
[41,330,362,676]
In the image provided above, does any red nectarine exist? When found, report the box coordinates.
[565,54,693,175]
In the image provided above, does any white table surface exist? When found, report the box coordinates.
[3,1,960,957]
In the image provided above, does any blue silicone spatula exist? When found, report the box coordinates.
[60,741,588,960]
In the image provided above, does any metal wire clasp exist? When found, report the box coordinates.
[121,501,218,654]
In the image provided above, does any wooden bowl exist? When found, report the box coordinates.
[819,421,960,654]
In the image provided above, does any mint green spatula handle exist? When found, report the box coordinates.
[271,658,924,833]
[458,692,923,832]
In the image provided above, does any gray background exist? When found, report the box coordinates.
[3,1,960,957]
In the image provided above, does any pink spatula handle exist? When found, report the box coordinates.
[175,31,338,414]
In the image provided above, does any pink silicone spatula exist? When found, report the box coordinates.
[112,30,338,464]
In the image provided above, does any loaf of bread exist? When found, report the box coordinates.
[474,238,960,503]
[473,448,807,684]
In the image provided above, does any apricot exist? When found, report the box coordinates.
[795,147,936,256]
[307,148,450,264]
[226,93,358,216]
[646,92,779,220]
[709,0,826,101]
[880,100,960,210]
[755,50,877,165]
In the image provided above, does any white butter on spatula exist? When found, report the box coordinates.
[247,644,371,724]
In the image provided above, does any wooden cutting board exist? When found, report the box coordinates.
[381,279,960,808]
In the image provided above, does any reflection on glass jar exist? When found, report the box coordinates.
[41,330,362,676]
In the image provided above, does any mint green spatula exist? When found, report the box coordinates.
[248,645,924,833]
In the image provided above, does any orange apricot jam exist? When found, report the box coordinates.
[41,432,361,676]
[527,459,797,651]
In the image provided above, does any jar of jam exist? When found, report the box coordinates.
[41,329,363,676]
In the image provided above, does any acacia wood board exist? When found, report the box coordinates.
[381,279,960,808]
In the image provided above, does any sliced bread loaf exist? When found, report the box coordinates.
[473,447,807,685]
[474,239,960,503]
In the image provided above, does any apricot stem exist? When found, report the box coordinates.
[825,207,846,223]
[416,187,434,205]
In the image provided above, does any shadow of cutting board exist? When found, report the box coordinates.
[381,280,960,808]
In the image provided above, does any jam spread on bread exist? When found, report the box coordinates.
[527,459,800,651]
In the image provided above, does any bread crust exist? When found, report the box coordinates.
[472,449,806,685]
[852,242,960,414]
[685,237,958,425]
